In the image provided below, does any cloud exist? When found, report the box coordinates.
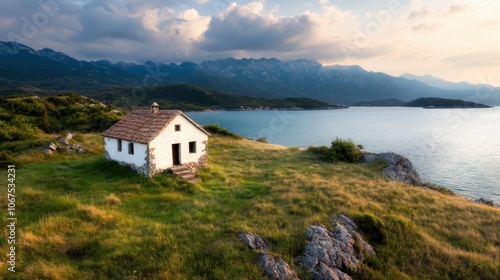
[445,52,500,67]
[72,3,152,42]
[412,23,443,32]
[0,0,499,86]
[198,2,313,52]
[447,3,467,15]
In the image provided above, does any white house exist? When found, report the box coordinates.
[102,103,210,177]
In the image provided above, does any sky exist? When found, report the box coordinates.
[1,0,500,86]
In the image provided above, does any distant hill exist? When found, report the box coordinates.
[403,97,492,108]
[89,84,341,111]
[2,41,500,105]
[353,99,405,106]
[0,91,337,143]
[401,73,478,91]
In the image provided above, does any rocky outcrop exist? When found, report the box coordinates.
[364,152,423,186]
[44,142,58,155]
[44,133,86,155]
[297,215,375,280]
[239,233,268,252]
[239,233,298,280]
[258,254,297,280]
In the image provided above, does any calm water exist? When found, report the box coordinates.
[187,107,500,204]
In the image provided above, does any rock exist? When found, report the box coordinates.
[48,142,57,151]
[362,153,377,163]
[44,142,57,155]
[71,144,86,153]
[364,152,423,186]
[239,233,298,280]
[239,233,268,252]
[297,216,375,280]
[257,254,298,280]
[45,133,86,155]
[316,262,351,280]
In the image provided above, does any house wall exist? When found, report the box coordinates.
[104,137,149,176]
[149,114,208,175]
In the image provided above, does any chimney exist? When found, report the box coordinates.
[151,102,159,113]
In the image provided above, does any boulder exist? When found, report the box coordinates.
[297,215,375,280]
[45,133,86,155]
[239,233,298,280]
[238,233,268,252]
[71,143,86,154]
[364,152,423,186]
[257,254,297,280]
[44,142,57,155]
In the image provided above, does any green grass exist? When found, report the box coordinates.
[0,135,499,279]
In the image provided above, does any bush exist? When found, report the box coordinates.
[308,145,329,155]
[423,182,455,195]
[203,124,242,139]
[353,213,386,245]
[308,138,364,163]
[256,137,268,143]
[0,151,17,168]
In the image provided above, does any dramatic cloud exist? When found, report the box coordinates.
[0,0,499,85]
[198,3,313,52]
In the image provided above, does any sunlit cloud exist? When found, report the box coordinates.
[0,0,499,85]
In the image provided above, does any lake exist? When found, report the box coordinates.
[187,107,500,204]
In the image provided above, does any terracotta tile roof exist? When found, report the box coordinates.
[102,109,209,144]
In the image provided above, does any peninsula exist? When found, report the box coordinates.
[403,97,492,108]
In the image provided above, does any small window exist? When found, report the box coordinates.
[189,141,196,153]
[128,142,134,155]
[175,124,181,131]
[117,139,122,152]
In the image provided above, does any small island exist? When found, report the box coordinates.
[403,97,492,109]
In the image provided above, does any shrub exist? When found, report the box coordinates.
[308,145,329,155]
[423,182,455,195]
[256,137,268,143]
[329,138,364,163]
[353,213,386,245]
[308,138,364,163]
[203,124,242,139]
[0,150,17,168]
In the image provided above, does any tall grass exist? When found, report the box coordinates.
[0,135,498,279]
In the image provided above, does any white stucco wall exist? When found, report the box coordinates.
[149,114,208,172]
[104,137,148,174]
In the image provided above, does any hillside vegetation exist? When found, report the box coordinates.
[0,132,499,279]
[90,84,339,110]
[0,94,122,142]
[403,97,492,108]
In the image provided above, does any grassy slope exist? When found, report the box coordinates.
[0,135,499,279]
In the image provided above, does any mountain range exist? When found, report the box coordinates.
[1,41,499,105]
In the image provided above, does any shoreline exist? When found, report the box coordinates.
[253,138,499,207]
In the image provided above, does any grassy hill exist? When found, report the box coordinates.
[89,84,339,111]
[0,94,122,142]
[0,132,499,279]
